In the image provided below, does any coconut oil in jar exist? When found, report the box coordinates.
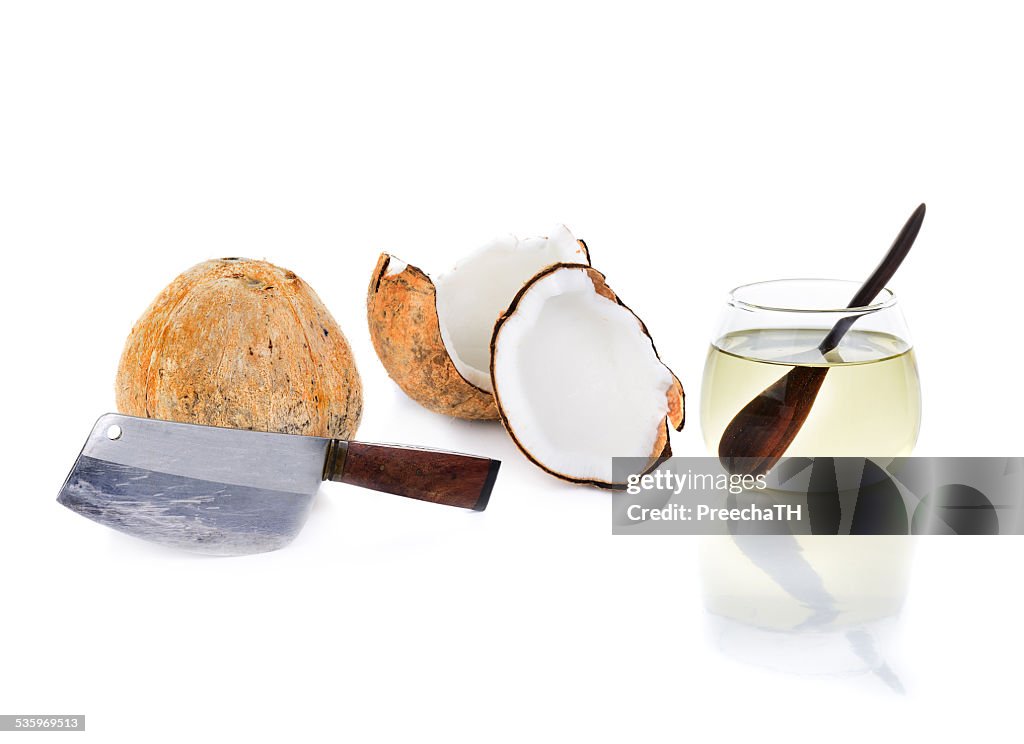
[701,328,921,457]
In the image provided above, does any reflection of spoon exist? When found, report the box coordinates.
[719,204,927,477]
[728,532,906,694]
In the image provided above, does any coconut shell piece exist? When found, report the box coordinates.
[668,376,686,431]
[490,264,685,489]
[116,258,362,439]
[366,227,590,420]
[367,254,499,419]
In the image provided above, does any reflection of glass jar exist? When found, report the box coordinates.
[699,527,914,631]
[699,279,920,633]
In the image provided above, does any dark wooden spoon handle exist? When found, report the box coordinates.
[819,203,925,353]
[325,441,499,511]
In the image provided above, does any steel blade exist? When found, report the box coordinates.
[57,414,331,556]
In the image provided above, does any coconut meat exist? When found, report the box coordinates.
[384,257,408,276]
[434,225,586,392]
[491,267,674,484]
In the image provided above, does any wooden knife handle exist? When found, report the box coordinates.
[325,441,499,511]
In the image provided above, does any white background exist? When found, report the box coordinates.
[2,1,1023,741]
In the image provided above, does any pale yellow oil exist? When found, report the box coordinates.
[701,328,921,458]
[699,328,921,632]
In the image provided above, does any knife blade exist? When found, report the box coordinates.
[57,414,500,556]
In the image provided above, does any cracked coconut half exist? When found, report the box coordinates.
[490,264,684,488]
[367,225,589,419]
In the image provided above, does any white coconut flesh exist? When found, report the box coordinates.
[491,267,675,485]
[433,225,586,392]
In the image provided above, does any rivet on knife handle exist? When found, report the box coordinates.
[324,440,500,511]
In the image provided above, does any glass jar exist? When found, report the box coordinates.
[699,278,920,638]
[701,278,921,459]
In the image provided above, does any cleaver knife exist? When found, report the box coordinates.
[58,413,500,556]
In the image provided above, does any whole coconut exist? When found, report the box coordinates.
[116,258,362,439]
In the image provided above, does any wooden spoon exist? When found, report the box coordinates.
[718,203,926,476]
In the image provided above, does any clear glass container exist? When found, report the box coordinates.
[701,278,921,458]
[699,279,921,642]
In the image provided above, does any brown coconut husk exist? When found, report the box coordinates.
[116,257,362,439]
